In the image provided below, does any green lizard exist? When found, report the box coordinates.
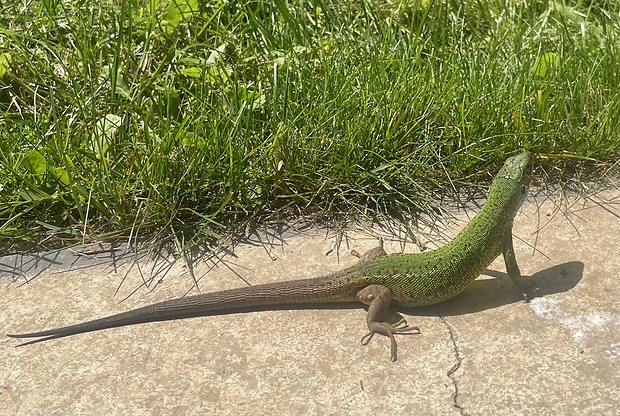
[8,151,535,361]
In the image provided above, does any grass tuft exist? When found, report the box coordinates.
[0,0,619,253]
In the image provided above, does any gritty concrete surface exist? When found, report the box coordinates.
[1,191,619,415]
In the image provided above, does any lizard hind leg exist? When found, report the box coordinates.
[357,284,420,362]
[351,238,388,263]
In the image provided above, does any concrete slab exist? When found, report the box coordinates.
[1,191,619,415]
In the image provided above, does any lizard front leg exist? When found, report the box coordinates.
[357,284,420,362]
[501,228,539,301]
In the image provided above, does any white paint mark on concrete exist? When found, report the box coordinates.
[529,297,618,345]
[607,342,620,360]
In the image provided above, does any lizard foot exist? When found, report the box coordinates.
[518,280,541,303]
[360,319,421,362]
[358,284,420,361]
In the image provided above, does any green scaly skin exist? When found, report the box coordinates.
[8,151,534,361]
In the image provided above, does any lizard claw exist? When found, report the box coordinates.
[516,280,540,303]
[523,286,541,303]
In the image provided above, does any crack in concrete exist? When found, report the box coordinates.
[439,314,468,416]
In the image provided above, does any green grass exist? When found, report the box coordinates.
[0,0,619,254]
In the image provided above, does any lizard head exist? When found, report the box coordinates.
[492,150,533,208]
[498,151,532,180]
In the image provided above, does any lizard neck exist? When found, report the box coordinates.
[450,176,523,253]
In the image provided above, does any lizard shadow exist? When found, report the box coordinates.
[402,261,584,318]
